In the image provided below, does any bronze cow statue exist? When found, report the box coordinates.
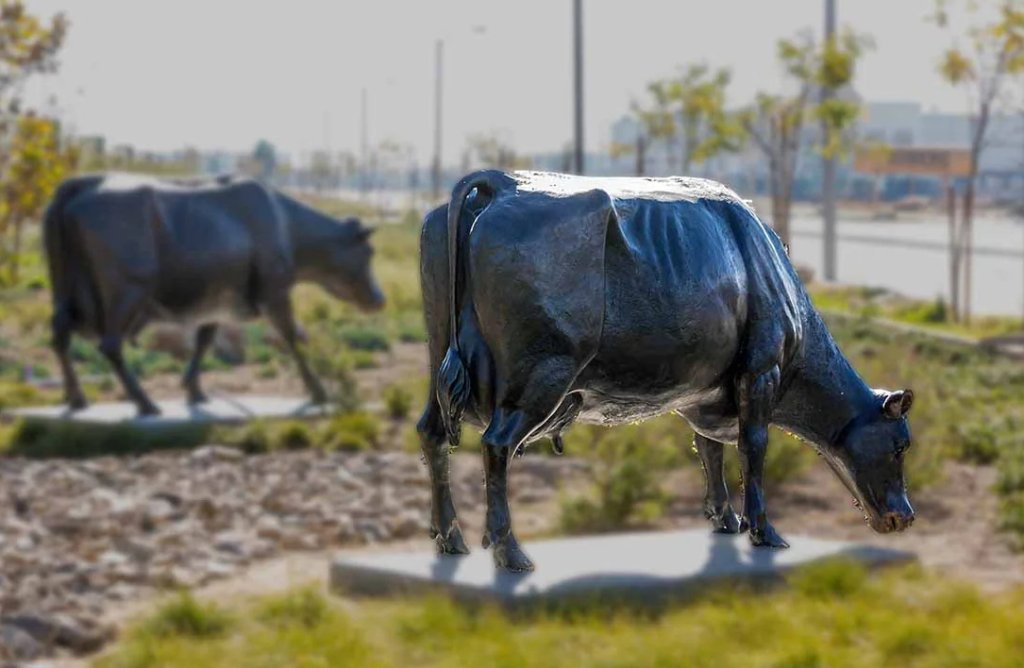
[418,170,915,571]
[44,173,384,416]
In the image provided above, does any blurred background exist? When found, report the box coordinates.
[1,1,1024,666]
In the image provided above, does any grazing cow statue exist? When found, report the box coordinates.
[44,173,384,416]
[417,170,915,572]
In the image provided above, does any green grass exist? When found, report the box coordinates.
[97,564,1024,668]
[809,284,1022,340]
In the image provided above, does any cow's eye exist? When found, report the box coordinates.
[894,442,909,458]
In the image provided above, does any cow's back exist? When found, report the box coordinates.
[56,174,288,328]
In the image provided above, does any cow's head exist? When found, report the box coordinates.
[824,389,915,533]
[321,219,385,312]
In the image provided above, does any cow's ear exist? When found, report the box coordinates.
[883,389,914,419]
[356,227,374,242]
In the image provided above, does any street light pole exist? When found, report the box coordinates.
[573,0,584,174]
[822,0,838,282]
[432,39,444,201]
[360,87,368,200]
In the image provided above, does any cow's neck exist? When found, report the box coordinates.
[774,309,876,449]
[281,195,339,282]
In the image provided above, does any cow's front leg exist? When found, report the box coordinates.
[265,294,328,404]
[481,436,534,572]
[737,366,788,548]
[693,433,745,534]
[182,323,217,404]
[98,286,159,416]
[416,404,469,555]
[100,334,160,416]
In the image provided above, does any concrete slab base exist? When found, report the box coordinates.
[330,529,915,609]
[3,395,333,427]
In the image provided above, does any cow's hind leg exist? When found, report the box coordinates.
[481,356,578,572]
[182,323,217,404]
[693,433,745,534]
[416,400,469,555]
[52,305,87,410]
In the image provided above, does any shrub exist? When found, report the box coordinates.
[956,422,1002,465]
[338,324,390,352]
[143,592,233,639]
[256,588,329,629]
[274,421,315,451]
[214,420,315,454]
[7,420,209,458]
[560,424,680,534]
[0,380,45,411]
[325,411,380,451]
[383,384,412,420]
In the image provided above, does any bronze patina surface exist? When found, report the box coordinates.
[417,170,915,571]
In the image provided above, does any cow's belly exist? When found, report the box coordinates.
[572,270,744,438]
[151,260,257,324]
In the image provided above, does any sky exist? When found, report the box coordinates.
[19,0,989,165]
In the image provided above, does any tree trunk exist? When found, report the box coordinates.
[960,178,975,324]
[636,135,646,176]
[11,217,22,285]
[769,162,792,248]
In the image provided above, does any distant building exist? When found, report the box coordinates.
[859,101,1024,202]
[604,99,1024,202]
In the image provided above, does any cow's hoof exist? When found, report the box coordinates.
[710,506,745,534]
[487,533,535,572]
[309,391,329,406]
[186,391,209,405]
[749,522,789,549]
[67,395,88,411]
[433,524,470,555]
[137,403,161,417]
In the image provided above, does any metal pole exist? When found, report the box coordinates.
[573,0,584,174]
[360,87,368,200]
[432,39,444,200]
[821,0,838,281]
[947,180,959,321]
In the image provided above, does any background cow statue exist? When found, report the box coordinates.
[44,173,385,416]
[418,169,916,572]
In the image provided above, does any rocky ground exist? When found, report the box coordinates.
[0,446,586,663]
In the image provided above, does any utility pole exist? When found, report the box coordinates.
[573,0,584,174]
[822,0,838,281]
[432,39,444,200]
[364,86,372,200]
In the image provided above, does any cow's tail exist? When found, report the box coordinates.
[43,178,92,307]
[436,170,511,445]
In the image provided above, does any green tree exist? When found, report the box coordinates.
[251,139,277,182]
[0,113,72,284]
[932,0,1024,322]
[465,132,530,170]
[668,64,741,173]
[0,1,66,123]
[737,30,868,247]
[0,1,67,286]
[634,81,678,171]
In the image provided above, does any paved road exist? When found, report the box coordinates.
[789,214,1024,318]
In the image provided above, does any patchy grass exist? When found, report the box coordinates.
[809,283,1022,340]
[97,565,1024,668]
